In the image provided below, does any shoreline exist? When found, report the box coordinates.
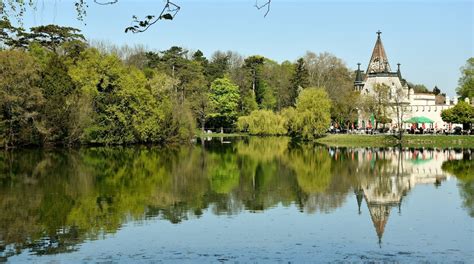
[315,134,474,148]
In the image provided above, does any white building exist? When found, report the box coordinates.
[354,31,468,131]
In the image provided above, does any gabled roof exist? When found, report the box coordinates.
[367,31,391,74]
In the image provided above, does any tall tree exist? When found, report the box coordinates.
[38,53,77,143]
[0,19,29,48]
[243,55,265,105]
[289,58,309,106]
[331,90,361,129]
[29,24,85,52]
[457,58,474,100]
[303,51,353,101]
[0,21,85,51]
[0,50,45,147]
[208,77,240,132]
[288,88,332,140]
[208,51,230,82]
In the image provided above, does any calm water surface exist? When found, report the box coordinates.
[0,137,473,263]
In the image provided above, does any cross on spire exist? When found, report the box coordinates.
[377,30,382,37]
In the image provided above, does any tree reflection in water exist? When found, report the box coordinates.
[0,138,471,258]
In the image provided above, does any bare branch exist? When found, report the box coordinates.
[255,0,271,17]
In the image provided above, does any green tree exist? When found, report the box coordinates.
[0,19,29,48]
[240,91,258,116]
[38,53,77,143]
[260,82,277,110]
[289,58,309,106]
[0,50,45,147]
[289,87,332,140]
[331,90,361,129]
[207,51,230,82]
[208,77,240,132]
[28,24,85,52]
[441,101,474,130]
[303,52,353,102]
[243,55,266,105]
[69,48,169,144]
[0,21,85,51]
[456,58,474,100]
[364,83,391,130]
[409,83,430,93]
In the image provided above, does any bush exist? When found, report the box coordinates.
[237,110,287,135]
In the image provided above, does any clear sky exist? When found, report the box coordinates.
[19,0,473,96]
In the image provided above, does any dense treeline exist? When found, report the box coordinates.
[0,23,357,147]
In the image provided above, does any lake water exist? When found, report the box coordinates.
[0,137,473,263]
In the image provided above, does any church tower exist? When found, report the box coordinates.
[354,31,409,96]
[367,31,391,74]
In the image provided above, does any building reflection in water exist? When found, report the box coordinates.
[331,147,467,246]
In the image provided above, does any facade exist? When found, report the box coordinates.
[354,31,469,130]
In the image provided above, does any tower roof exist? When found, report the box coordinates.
[367,31,391,74]
[355,63,364,83]
[367,203,391,245]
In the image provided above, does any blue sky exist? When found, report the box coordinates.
[19,0,473,96]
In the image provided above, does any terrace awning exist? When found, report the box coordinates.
[403,116,434,123]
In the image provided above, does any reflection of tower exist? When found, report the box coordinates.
[358,175,408,246]
[354,188,364,214]
[353,148,459,246]
[367,203,392,246]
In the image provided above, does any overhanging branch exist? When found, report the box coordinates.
[125,0,180,33]
[255,0,271,17]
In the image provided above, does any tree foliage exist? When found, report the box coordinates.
[0,21,84,51]
[441,101,474,129]
[208,77,240,130]
[289,88,332,140]
[237,110,287,135]
[0,50,44,147]
[1,23,380,146]
[289,58,309,106]
[410,83,430,94]
[457,57,474,100]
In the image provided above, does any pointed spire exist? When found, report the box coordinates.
[367,31,391,74]
[355,63,363,83]
[355,188,364,214]
[397,63,402,79]
[367,203,391,245]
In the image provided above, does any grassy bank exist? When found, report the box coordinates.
[316,134,474,148]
